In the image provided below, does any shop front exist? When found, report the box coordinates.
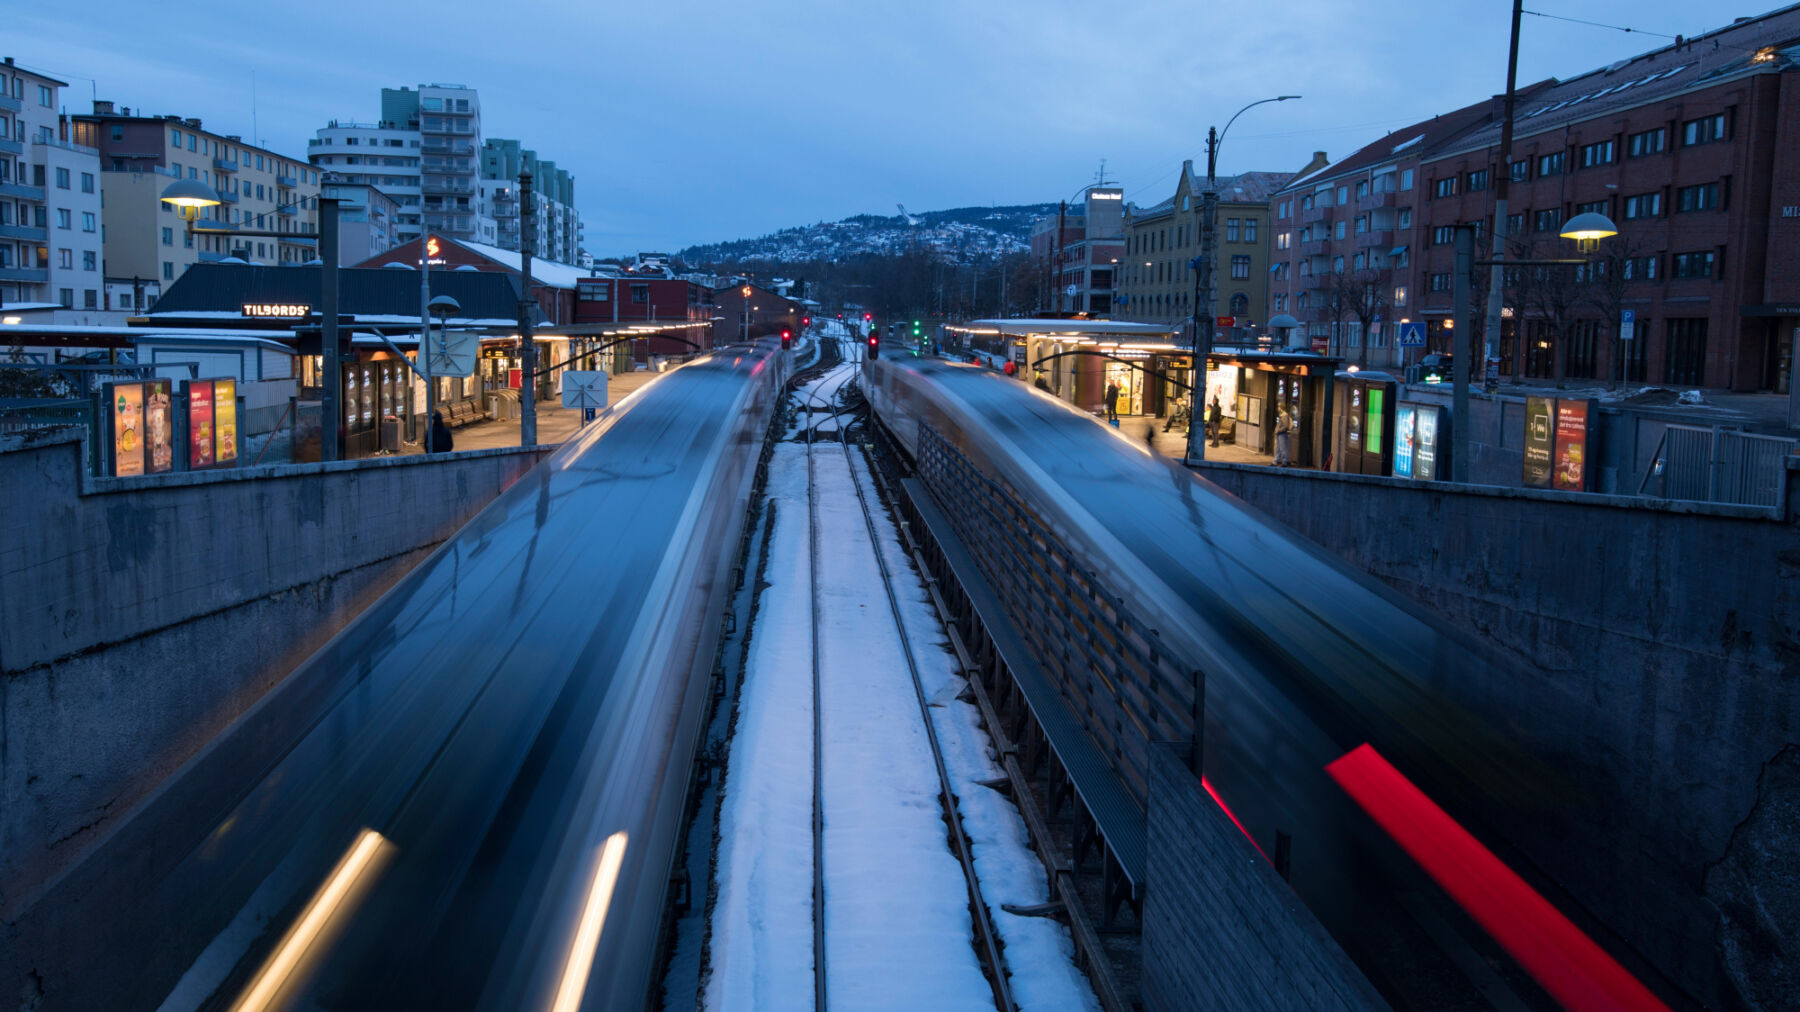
[1199,348,1342,468]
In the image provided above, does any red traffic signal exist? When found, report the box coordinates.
[802,316,811,326]
[863,312,872,322]
[781,328,793,349]
[867,326,880,359]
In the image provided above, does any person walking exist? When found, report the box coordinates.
[1274,406,1293,466]
[1208,395,1224,448]
[1104,381,1120,422]
[428,409,454,454]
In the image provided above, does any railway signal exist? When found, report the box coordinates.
[781,328,793,349]
[867,326,880,359]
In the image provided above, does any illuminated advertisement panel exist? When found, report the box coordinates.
[145,380,174,474]
[111,382,145,477]
[1523,396,1555,488]
[1554,399,1592,491]
[214,378,238,465]
[1394,404,1416,478]
[188,380,215,469]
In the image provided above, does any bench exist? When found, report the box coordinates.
[442,399,480,428]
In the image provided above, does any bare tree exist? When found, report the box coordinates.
[1505,235,1589,389]
[1331,265,1393,368]
[1575,233,1653,390]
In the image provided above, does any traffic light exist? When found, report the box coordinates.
[863,312,872,322]
[781,328,793,349]
[802,316,811,326]
[867,326,880,359]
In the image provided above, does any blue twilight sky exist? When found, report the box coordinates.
[12,0,1743,257]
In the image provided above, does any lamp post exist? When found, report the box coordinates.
[1481,0,1526,393]
[161,179,341,459]
[741,284,753,344]
[518,169,537,448]
[1187,95,1301,465]
[425,294,460,451]
[419,227,434,443]
[1449,211,1617,482]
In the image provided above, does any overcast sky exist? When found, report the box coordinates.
[14,0,1738,257]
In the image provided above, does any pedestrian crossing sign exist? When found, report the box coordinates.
[1398,322,1427,347]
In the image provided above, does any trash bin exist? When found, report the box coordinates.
[379,414,401,454]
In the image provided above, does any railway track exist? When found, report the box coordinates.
[794,334,1018,1012]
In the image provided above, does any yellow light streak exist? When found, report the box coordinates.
[549,831,629,1012]
[231,828,394,1012]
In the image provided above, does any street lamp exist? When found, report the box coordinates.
[425,294,460,451]
[1559,212,1619,255]
[741,284,753,344]
[160,178,343,460]
[1187,94,1301,465]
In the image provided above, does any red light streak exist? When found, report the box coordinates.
[1325,744,1667,1011]
[1200,774,1270,863]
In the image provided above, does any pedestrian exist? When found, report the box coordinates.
[1105,381,1120,422]
[1208,395,1224,448]
[428,409,454,454]
[1274,406,1293,466]
[1003,359,1017,377]
[1034,371,1050,392]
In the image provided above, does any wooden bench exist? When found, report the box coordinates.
[442,400,480,428]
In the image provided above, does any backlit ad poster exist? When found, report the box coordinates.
[111,382,145,477]
[189,380,215,469]
[1394,404,1417,478]
[145,380,174,474]
[1554,399,1592,491]
[1416,405,1442,481]
[1523,396,1555,488]
[214,378,239,465]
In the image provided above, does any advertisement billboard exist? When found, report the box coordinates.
[110,382,145,477]
[1366,387,1385,456]
[1415,405,1442,481]
[1554,399,1592,491]
[1523,396,1555,488]
[1394,404,1416,478]
[146,380,174,474]
[214,378,238,465]
[188,379,216,469]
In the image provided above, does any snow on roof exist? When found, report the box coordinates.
[0,302,64,312]
[447,237,597,290]
[1390,134,1425,154]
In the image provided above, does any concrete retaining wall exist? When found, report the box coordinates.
[1194,459,1800,1007]
[0,427,552,912]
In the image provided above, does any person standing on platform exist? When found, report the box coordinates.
[1274,406,1293,466]
[1105,381,1120,422]
[428,410,454,454]
[1208,395,1224,448]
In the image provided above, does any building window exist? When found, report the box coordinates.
[1332,255,1345,273]
[81,212,96,232]
[56,208,71,229]
[1575,199,1608,216]
[82,250,95,270]
[1394,285,1408,307]
[55,167,70,189]
[1509,159,1530,182]
[39,85,53,106]
[1579,140,1616,168]
[1534,208,1562,232]
[1681,113,1728,146]
[1428,272,1452,292]
[1400,168,1414,190]
[1434,176,1457,198]
[578,282,610,301]
[1226,218,1240,242]
[1466,168,1489,192]
[162,261,174,280]
[1538,151,1565,176]
[1622,255,1658,281]
[84,289,97,309]
[1245,218,1258,243]
[1274,293,1287,312]
[1623,192,1663,219]
[1276,231,1290,250]
[1231,255,1251,279]
[1665,318,1708,385]
[1393,247,1410,268]
[1672,250,1716,279]
[1628,128,1666,157]
[58,287,73,307]
[1398,208,1412,229]
[1355,215,1369,235]
[81,171,95,193]
[1432,225,1455,245]
[630,284,648,303]
[1675,183,1720,212]
[1334,220,1346,240]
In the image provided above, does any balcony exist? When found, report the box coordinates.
[212,156,237,173]
[421,181,475,196]
[1355,229,1394,249]
[1300,203,1334,225]
[0,182,46,201]
[1299,237,1329,257]
[277,204,297,216]
[0,266,48,283]
[0,137,21,155]
[1355,189,1396,211]
[277,174,298,188]
[0,223,47,241]
[219,190,239,203]
[425,124,477,137]
[0,93,19,112]
[421,141,474,156]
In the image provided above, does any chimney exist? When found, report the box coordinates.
[121,106,130,116]
[93,99,115,115]
[183,117,201,129]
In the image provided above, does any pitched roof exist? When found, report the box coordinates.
[1275,96,1505,193]
[148,263,534,324]
[444,237,595,290]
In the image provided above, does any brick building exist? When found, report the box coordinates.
[711,281,800,347]
[1417,7,1800,391]
[1119,160,1309,342]
[573,268,714,358]
[1030,187,1124,315]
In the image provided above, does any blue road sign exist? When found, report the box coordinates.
[1398,321,1428,347]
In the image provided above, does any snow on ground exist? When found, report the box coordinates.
[703,443,818,1009]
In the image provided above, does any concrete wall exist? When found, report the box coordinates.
[1194,459,1800,1008]
[1144,744,1387,1012]
[0,427,551,912]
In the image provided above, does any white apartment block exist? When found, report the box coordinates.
[0,57,105,319]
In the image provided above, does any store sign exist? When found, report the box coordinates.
[110,382,145,477]
[242,303,310,318]
[1522,396,1555,488]
[188,380,215,468]
[1554,399,1592,491]
[1394,404,1417,478]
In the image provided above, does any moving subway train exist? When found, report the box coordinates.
[864,355,1673,1011]
[2,342,789,1010]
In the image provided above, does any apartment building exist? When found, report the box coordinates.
[321,180,402,265]
[1029,186,1124,315]
[311,84,493,247]
[74,103,321,292]
[1117,160,1306,341]
[479,139,580,263]
[1417,7,1800,392]
[0,58,104,316]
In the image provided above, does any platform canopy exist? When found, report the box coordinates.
[945,318,1181,343]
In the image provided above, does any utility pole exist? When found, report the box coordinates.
[1053,200,1067,314]
[1483,0,1524,392]
[1186,126,1220,465]
[518,170,537,447]
[419,227,432,446]
[320,197,341,461]
[1453,225,1473,483]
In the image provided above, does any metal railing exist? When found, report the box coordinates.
[0,398,99,473]
[1639,423,1793,509]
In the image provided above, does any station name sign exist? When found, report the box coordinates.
[242,303,311,319]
